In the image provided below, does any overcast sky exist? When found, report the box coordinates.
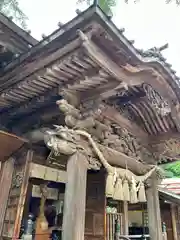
[19,0,180,75]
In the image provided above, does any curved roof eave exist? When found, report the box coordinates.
[0,12,38,47]
[94,6,180,100]
[1,5,179,100]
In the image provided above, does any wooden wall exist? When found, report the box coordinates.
[85,169,106,240]
[175,206,180,240]
[1,149,33,239]
[0,158,14,236]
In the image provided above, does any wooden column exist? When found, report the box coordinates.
[62,152,88,240]
[146,177,163,240]
[0,157,14,236]
[123,201,129,235]
[171,204,178,240]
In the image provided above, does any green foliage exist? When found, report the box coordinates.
[0,0,28,29]
[161,161,180,178]
[0,0,179,30]
[77,0,117,15]
[77,0,180,16]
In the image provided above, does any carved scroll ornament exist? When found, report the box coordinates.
[143,83,171,116]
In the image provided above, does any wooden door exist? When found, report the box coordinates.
[1,150,33,239]
[175,206,180,240]
[85,169,106,240]
[161,204,174,240]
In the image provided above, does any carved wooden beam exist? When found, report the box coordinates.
[78,30,178,102]
[81,81,127,100]
[148,131,180,144]
[100,105,148,140]
[170,104,180,132]
[78,31,180,131]
[76,95,148,140]
[78,30,140,86]
[98,143,152,174]
[27,127,151,174]
[123,64,177,102]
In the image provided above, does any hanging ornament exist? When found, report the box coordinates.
[106,168,117,198]
[122,179,130,201]
[106,172,114,197]
[138,181,147,202]
[113,177,124,201]
[130,176,138,204]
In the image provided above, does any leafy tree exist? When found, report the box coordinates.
[161,161,180,178]
[0,0,28,29]
[78,0,180,16]
[78,0,117,15]
[0,0,179,30]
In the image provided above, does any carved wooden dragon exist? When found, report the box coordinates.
[44,125,158,183]
[44,98,163,202]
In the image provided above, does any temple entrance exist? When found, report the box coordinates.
[19,180,65,240]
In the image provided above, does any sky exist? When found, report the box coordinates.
[18,0,180,75]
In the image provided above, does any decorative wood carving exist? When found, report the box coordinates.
[56,98,153,163]
[44,99,163,203]
[11,171,24,188]
[0,157,14,236]
[44,126,101,171]
[139,44,168,59]
[152,138,180,161]
[102,123,142,160]
[79,97,105,118]
[143,83,171,116]
[2,150,33,239]
[46,100,149,171]
[48,99,160,168]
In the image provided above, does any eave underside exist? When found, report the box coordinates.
[0,6,180,165]
[0,32,178,139]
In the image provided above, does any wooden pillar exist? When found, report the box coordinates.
[171,204,178,240]
[146,177,163,240]
[0,157,14,236]
[123,201,129,235]
[62,152,88,240]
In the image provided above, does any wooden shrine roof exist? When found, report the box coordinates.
[0,12,38,52]
[160,178,180,195]
[0,4,179,164]
[159,187,180,205]
[0,130,27,161]
[0,12,38,70]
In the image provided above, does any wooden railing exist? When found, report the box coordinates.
[106,212,165,240]
[106,213,123,240]
[117,237,130,240]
